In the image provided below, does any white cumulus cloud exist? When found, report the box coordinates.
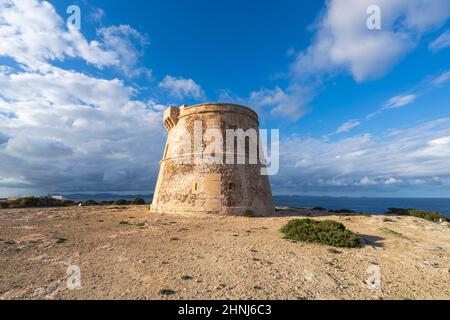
[336,119,361,134]
[292,0,450,82]
[383,94,418,109]
[158,75,205,100]
[429,29,450,52]
[0,0,167,196]
[272,118,450,193]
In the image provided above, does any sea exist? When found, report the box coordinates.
[64,193,450,218]
[272,195,450,218]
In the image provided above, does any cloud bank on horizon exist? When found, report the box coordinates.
[0,0,450,197]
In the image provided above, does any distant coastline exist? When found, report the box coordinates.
[53,193,450,218]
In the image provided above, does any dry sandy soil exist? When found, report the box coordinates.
[0,205,449,300]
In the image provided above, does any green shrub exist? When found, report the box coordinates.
[114,199,131,205]
[280,218,360,248]
[101,200,115,205]
[386,208,448,223]
[330,208,355,214]
[8,197,66,208]
[159,289,176,295]
[313,207,327,211]
[132,198,146,205]
[386,208,409,215]
[244,210,255,217]
[0,202,8,209]
[83,199,99,206]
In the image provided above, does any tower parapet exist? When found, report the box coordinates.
[163,106,180,131]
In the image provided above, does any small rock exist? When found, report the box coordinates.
[424,260,438,267]
[46,283,58,294]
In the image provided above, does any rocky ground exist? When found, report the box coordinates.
[0,205,449,300]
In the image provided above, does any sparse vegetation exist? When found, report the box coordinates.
[83,199,99,206]
[4,197,72,208]
[217,283,227,289]
[330,208,356,214]
[119,220,130,225]
[386,208,449,223]
[244,210,255,217]
[280,218,360,248]
[170,237,179,241]
[181,275,193,280]
[328,248,342,254]
[159,289,176,295]
[313,207,327,211]
[380,227,407,239]
[114,199,131,205]
[132,198,146,205]
[383,217,395,222]
[55,237,67,244]
[0,197,148,208]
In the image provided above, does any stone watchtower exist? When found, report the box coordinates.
[150,103,273,216]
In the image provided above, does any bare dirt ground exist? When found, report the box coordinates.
[0,205,449,300]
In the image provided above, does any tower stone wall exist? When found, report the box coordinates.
[150,103,273,216]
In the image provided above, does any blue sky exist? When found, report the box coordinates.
[1,0,450,197]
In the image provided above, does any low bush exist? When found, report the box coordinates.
[243,210,255,217]
[312,207,327,211]
[1,197,79,208]
[132,198,146,205]
[7,197,67,208]
[280,218,360,248]
[330,208,356,214]
[386,208,448,223]
[83,199,99,206]
[114,199,131,205]
[159,289,176,295]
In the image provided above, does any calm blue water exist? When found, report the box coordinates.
[64,193,450,218]
[273,195,450,217]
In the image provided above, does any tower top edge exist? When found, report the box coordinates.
[179,102,258,116]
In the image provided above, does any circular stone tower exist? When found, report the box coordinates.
[150,103,273,216]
